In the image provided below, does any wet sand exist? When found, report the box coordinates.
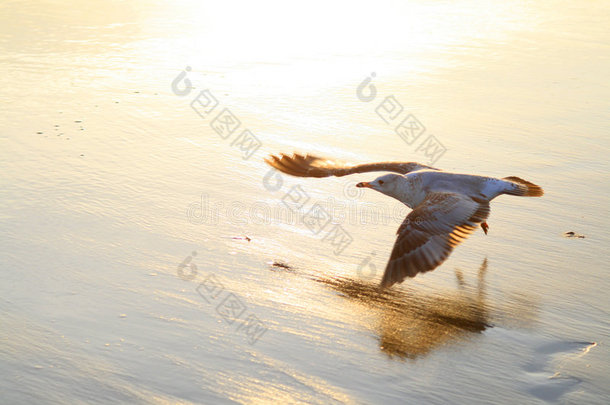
[1,0,609,403]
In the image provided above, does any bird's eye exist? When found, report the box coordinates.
[378,180,384,185]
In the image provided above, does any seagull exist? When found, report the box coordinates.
[265,153,543,288]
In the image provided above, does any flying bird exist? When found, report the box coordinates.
[265,153,543,288]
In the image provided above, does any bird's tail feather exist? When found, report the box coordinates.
[502,176,544,197]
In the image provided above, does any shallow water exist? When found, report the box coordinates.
[1,0,609,403]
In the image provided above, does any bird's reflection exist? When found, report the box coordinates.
[313,259,538,360]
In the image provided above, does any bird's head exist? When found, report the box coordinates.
[356,173,407,200]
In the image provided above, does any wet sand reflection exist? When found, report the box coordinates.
[313,259,538,359]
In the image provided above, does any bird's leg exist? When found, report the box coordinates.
[455,269,465,289]
[481,222,489,235]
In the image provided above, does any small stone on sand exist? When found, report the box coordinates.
[269,260,293,271]
[563,231,585,238]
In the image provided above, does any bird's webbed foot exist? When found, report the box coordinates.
[481,222,489,235]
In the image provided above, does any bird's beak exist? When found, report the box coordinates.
[356,182,372,188]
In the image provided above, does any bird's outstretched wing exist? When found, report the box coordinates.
[265,153,437,178]
[381,192,490,288]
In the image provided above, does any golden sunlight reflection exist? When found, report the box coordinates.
[221,362,355,405]
[4,0,609,401]
[313,259,539,359]
[132,0,537,91]
[175,0,532,58]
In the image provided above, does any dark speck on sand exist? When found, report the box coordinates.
[269,261,293,271]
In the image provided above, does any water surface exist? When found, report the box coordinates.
[1,0,609,403]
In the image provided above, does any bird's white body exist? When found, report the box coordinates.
[370,170,514,209]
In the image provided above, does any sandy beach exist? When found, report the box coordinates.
[1,0,609,403]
